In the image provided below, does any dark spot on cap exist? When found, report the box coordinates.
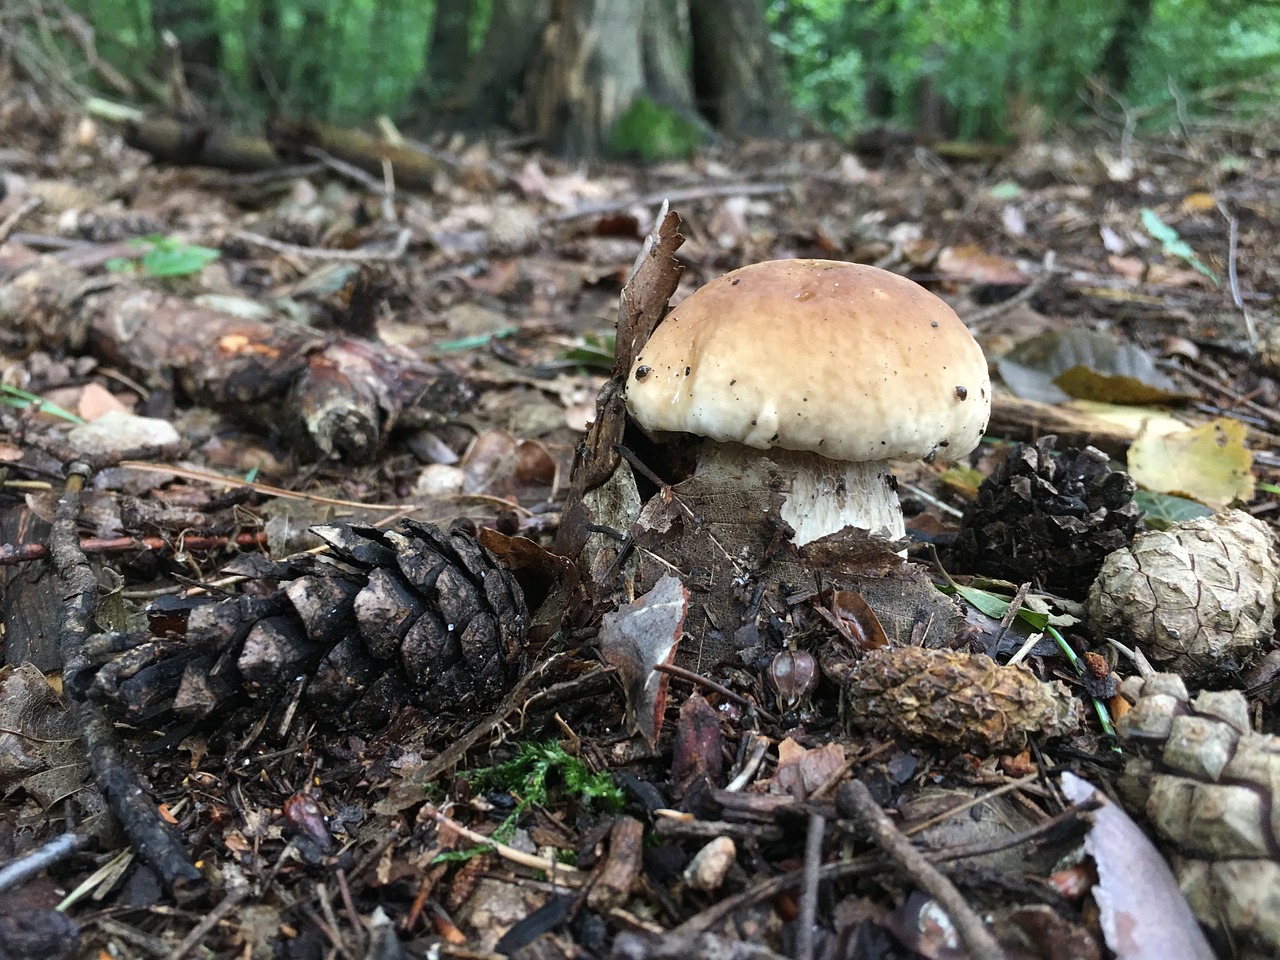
[939,439,950,447]
[731,278,741,285]
[751,419,757,426]
[955,385,967,400]
[729,378,736,385]
[635,365,651,380]
[770,433,779,442]
[931,320,939,328]
[684,366,691,376]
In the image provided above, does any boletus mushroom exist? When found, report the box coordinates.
[623,259,991,545]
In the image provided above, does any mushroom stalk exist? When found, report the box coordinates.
[696,442,905,546]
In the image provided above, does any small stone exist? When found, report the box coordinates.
[67,410,181,456]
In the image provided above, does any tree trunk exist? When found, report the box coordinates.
[442,0,553,129]
[429,0,476,93]
[466,0,781,156]
[688,0,788,136]
[1098,0,1154,94]
[518,0,650,158]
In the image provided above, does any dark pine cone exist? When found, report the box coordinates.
[949,436,1140,598]
[73,519,528,728]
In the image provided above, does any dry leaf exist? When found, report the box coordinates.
[599,575,689,746]
[1061,773,1215,960]
[1127,416,1254,509]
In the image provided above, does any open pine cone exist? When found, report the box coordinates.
[71,519,528,727]
[950,435,1140,598]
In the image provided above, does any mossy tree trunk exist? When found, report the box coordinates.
[442,0,553,129]
[453,0,785,157]
[428,0,477,94]
[687,0,789,136]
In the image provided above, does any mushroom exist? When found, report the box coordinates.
[623,259,991,545]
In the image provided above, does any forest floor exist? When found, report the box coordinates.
[1,94,1279,960]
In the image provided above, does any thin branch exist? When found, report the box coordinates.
[840,780,1007,960]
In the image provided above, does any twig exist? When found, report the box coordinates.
[653,662,777,724]
[724,733,772,793]
[51,462,205,899]
[230,227,411,261]
[964,251,1057,331]
[428,804,583,883]
[0,531,269,567]
[841,780,1007,960]
[547,182,790,226]
[1219,202,1257,348]
[168,889,246,960]
[1156,359,1280,431]
[0,832,94,893]
[795,812,825,960]
[0,196,42,243]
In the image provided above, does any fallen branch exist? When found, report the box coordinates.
[51,462,206,899]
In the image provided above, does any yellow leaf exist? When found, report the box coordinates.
[1127,417,1254,509]
[1181,192,1216,213]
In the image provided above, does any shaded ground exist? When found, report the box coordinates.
[1,91,1279,960]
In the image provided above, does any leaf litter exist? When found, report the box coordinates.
[0,92,1278,960]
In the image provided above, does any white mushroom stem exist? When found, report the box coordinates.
[696,442,905,546]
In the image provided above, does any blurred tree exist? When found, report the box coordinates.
[455,0,786,156]
[1099,0,1154,92]
[429,0,476,94]
[442,0,552,129]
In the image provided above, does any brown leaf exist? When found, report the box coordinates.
[599,575,689,746]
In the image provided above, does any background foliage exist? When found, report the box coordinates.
[60,0,1280,141]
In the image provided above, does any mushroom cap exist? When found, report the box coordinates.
[624,259,991,462]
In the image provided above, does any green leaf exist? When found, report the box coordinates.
[988,181,1022,200]
[140,240,221,277]
[1140,208,1220,285]
[560,332,617,372]
[1132,489,1215,529]
[0,385,85,424]
[952,584,1049,631]
[435,327,518,352]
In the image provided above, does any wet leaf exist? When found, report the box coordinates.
[1127,417,1254,509]
[0,664,86,809]
[997,328,1185,405]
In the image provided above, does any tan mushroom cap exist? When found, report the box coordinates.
[625,259,991,462]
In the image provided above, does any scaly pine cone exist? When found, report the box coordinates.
[950,436,1140,598]
[1088,510,1280,684]
[825,646,1083,753]
[73,519,528,727]
[1117,672,1280,960]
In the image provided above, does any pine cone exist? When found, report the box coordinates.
[77,519,528,727]
[1088,511,1280,683]
[825,646,1083,753]
[950,436,1140,598]
[1117,672,1280,960]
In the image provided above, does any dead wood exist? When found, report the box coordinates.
[51,463,205,898]
[124,117,283,173]
[0,245,473,461]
